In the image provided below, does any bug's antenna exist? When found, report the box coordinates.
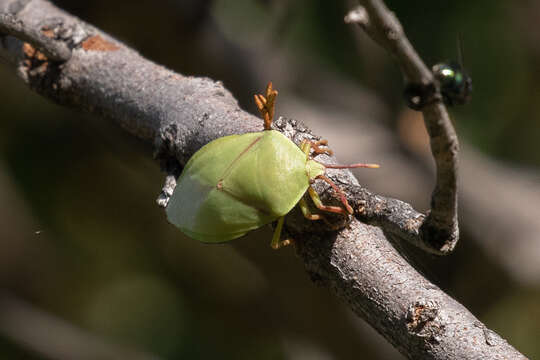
[457,32,466,69]
[254,82,278,130]
[323,163,380,169]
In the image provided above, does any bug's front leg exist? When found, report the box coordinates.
[307,186,351,216]
[315,175,354,214]
[300,139,334,157]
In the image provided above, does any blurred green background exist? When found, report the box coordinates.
[1,0,539,359]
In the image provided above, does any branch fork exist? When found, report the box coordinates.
[346,1,460,255]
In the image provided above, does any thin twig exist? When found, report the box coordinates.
[344,5,431,84]
[0,13,71,61]
[346,2,459,254]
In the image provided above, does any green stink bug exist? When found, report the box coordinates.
[166,83,378,249]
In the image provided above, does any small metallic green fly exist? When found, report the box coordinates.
[404,36,472,109]
[432,61,472,106]
[166,83,379,249]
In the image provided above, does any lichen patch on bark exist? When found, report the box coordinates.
[23,42,47,61]
[81,35,119,51]
[41,28,55,38]
[406,300,443,343]
[22,42,49,75]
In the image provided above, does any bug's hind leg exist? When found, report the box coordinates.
[270,216,292,250]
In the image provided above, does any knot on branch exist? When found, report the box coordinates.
[154,123,183,208]
[35,16,91,54]
[19,41,64,96]
[154,123,183,174]
[420,218,458,255]
[344,6,369,27]
[403,82,440,110]
[406,300,443,343]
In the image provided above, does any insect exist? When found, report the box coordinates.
[404,62,472,109]
[404,36,472,109]
[166,82,378,249]
[432,61,472,106]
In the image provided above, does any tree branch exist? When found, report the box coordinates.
[0,12,71,61]
[0,1,525,358]
[346,2,459,254]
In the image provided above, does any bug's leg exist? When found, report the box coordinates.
[309,139,334,156]
[300,139,311,155]
[253,94,269,127]
[270,216,292,250]
[298,197,323,220]
[307,166,377,215]
[254,82,278,130]
[264,82,277,125]
[315,175,354,214]
[300,139,333,157]
[307,186,350,216]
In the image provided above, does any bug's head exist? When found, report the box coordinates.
[301,138,379,218]
[254,82,278,130]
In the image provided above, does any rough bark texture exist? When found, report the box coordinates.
[297,223,518,360]
[0,1,526,359]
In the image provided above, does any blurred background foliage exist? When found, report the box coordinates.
[1,0,539,359]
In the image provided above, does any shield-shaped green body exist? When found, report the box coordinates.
[166,130,325,242]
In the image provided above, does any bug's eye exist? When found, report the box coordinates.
[433,64,457,86]
[439,67,455,79]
